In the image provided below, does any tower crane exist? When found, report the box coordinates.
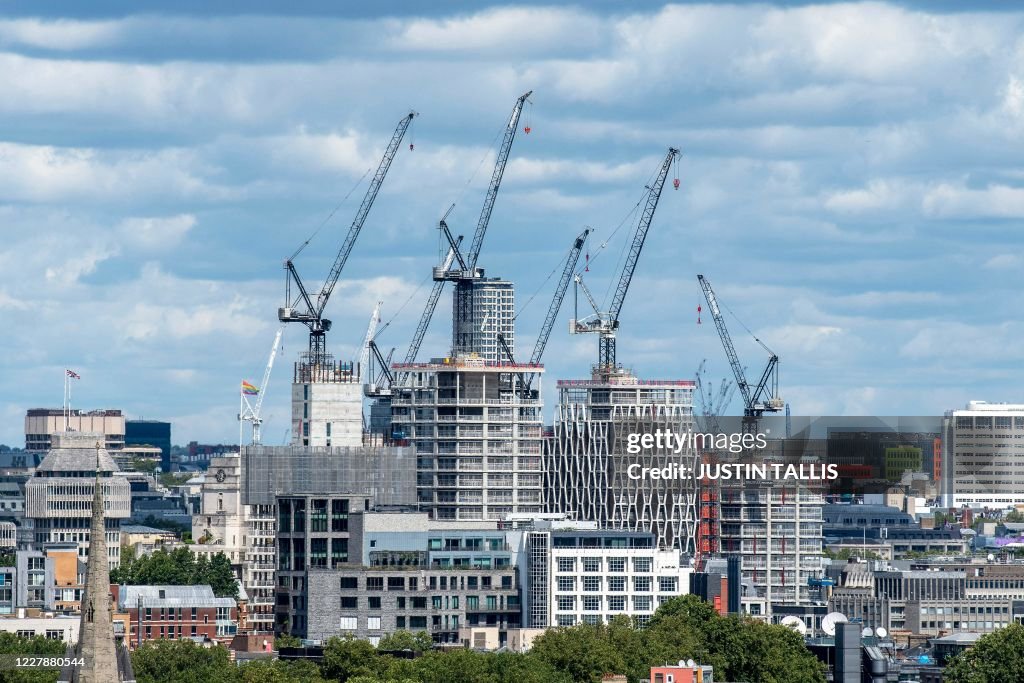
[279,111,416,368]
[697,274,783,424]
[497,227,590,395]
[239,326,285,445]
[571,147,680,370]
[434,91,532,360]
[357,301,382,381]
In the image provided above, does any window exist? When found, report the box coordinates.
[367,577,384,591]
[45,630,62,640]
[396,616,406,628]
[633,577,652,592]
[608,596,626,611]
[608,577,626,592]
[633,596,652,611]
[339,616,357,630]
[388,577,405,591]
[367,616,381,630]
[557,577,575,592]
[557,558,576,572]
[658,577,678,593]
[608,557,626,573]
[583,557,602,572]
[340,597,357,609]
[340,577,358,590]
[557,615,575,626]
[412,597,427,609]
[557,596,576,611]
[583,596,601,611]
[632,557,652,573]
[583,576,601,592]
[466,596,479,609]
[369,596,381,610]
[410,616,427,629]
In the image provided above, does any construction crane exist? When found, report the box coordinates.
[435,91,532,283]
[239,326,285,445]
[697,274,783,425]
[496,227,590,394]
[357,301,382,381]
[694,360,736,435]
[570,147,680,370]
[279,111,416,368]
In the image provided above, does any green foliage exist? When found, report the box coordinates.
[1004,509,1024,524]
[240,659,326,683]
[824,547,881,560]
[0,631,68,683]
[131,457,160,474]
[131,639,238,683]
[0,553,15,567]
[376,631,434,652]
[321,636,379,682]
[944,623,1024,683]
[274,633,302,649]
[160,472,194,488]
[111,546,238,598]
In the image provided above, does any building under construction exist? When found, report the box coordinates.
[545,368,699,552]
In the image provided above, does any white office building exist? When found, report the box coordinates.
[942,401,1024,507]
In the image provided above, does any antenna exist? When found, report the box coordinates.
[875,626,888,639]
[821,612,848,636]
[781,615,808,636]
[861,627,873,638]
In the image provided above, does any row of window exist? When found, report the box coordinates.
[342,574,514,591]
[556,614,653,627]
[555,576,678,593]
[556,557,652,573]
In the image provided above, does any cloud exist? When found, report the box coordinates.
[0,18,121,51]
[922,182,1024,218]
[984,253,1022,270]
[824,179,917,213]
[119,214,197,249]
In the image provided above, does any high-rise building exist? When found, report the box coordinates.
[290,354,363,449]
[545,368,699,552]
[124,420,171,472]
[390,356,544,522]
[451,278,515,363]
[24,409,125,453]
[718,481,824,606]
[942,401,1024,507]
[25,432,130,567]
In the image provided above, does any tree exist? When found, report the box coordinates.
[131,639,239,683]
[944,623,1024,682]
[376,630,434,652]
[320,636,379,682]
[529,623,628,683]
[0,631,68,683]
[240,659,326,683]
[110,547,238,598]
[274,634,302,649]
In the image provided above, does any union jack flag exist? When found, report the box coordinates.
[66,369,80,379]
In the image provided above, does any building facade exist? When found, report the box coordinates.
[124,420,171,472]
[546,369,698,551]
[942,401,1024,507]
[24,432,131,567]
[116,585,238,646]
[451,278,515,364]
[24,409,125,453]
[520,522,691,629]
[390,357,545,522]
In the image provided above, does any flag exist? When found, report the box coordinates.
[66,369,80,379]
[241,381,259,396]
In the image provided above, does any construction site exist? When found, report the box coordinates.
[234,91,819,609]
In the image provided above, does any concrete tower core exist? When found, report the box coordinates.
[451,278,514,363]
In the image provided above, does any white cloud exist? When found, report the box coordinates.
[922,182,1024,218]
[824,179,917,213]
[0,18,121,51]
[984,253,1022,270]
[120,214,197,249]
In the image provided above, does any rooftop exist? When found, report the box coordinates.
[118,585,235,609]
[36,433,119,473]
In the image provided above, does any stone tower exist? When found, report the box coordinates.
[60,441,135,682]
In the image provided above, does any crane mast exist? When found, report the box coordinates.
[357,301,382,381]
[496,228,590,395]
[280,111,416,367]
[571,147,679,371]
[697,273,782,421]
[240,326,285,445]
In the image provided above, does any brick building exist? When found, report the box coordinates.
[114,585,238,646]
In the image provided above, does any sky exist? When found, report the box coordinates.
[1,1,1023,447]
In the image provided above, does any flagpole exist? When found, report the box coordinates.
[63,370,68,431]
[239,383,244,450]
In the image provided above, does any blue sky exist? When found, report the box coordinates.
[1,2,1023,446]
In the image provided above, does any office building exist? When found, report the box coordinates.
[545,369,698,551]
[24,409,125,453]
[520,520,691,629]
[124,420,171,472]
[390,356,544,522]
[942,401,1024,507]
[24,432,131,567]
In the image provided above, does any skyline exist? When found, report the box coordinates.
[2,2,1024,446]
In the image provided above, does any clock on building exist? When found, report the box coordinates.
[215,469,226,483]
